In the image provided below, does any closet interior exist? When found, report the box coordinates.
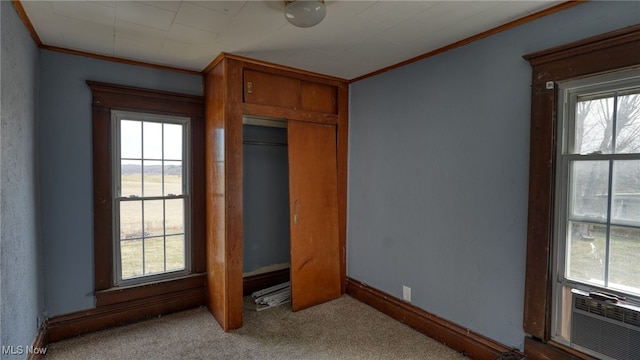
[242,116,291,308]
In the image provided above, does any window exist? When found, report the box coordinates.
[552,69,640,343]
[523,24,640,359]
[113,111,190,284]
[89,81,205,309]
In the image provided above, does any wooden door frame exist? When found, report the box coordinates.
[205,54,349,330]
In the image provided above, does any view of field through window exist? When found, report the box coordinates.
[117,119,187,280]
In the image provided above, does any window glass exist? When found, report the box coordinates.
[558,76,640,309]
[573,94,614,154]
[143,200,164,237]
[569,160,609,221]
[120,201,142,240]
[114,112,189,283]
[163,123,183,160]
[165,198,184,234]
[615,90,640,154]
[121,239,143,279]
[611,160,640,226]
[164,161,182,196]
[166,235,185,272]
[566,221,606,285]
[143,122,163,159]
[609,225,640,294]
[144,237,166,274]
[121,120,141,158]
[121,159,142,197]
[143,160,163,197]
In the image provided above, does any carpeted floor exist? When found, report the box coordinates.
[45,295,467,359]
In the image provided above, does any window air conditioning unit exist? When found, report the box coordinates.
[571,290,640,360]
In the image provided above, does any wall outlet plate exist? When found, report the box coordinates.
[403,285,411,302]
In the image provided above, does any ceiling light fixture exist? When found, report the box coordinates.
[284,0,326,28]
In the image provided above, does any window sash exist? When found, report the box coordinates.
[112,110,192,286]
[552,69,640,342]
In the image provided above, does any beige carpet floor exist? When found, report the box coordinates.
[45,295,467,359]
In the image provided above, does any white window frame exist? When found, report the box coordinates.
[552,67,640,343]
[112,110,192,286]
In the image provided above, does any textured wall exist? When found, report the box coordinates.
[347,1,640,350]
[0,2,42,358]
[39,50,203,317]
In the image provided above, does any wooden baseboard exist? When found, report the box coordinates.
[26,320,49,360]
[346,277,517,360]
[36,270,286,347]
[243,268,290,296]
[47,285,205,343]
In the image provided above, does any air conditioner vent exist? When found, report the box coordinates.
[574,295,639,325]
[627,308,640,327]
[571,291,640,360]
[606,304,624,322]
[575,296,589,312]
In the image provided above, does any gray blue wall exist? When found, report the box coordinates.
[0,2,42,358]
[39,50,202,317]
[243,124,290,274]
[3,0,640,353]
[347,1,640,350]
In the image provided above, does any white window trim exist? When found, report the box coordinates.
[111,110,192,286]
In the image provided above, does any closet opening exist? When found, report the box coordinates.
[242,116,291,307]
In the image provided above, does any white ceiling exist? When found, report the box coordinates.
[19,0,565,80]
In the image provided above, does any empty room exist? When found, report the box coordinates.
[2,1,640,359]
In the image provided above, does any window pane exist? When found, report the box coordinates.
[166,235,185,272]
[120,201,142,240]
[121,120,141,158]
[574,96,614,154]
[143,122,163,159]
[121,239,143,279]
[612,160,640,226]
[144,237,165,275]
[164,123,183,160]
[615,90,640,154]
[569,161,609,220]
[165,198,184,235]
[114,114,190,284]
[566,221,606,285]
[609,225,640,295]
[144,200,164,237]
[143,160,162,197]
[164,161,182,196]
[121,160,141,198]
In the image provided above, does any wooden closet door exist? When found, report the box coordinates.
[287,121,341,311]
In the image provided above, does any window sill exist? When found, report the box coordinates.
[548,340,600,360]
[95,272,205,307]
[525,337,598,360]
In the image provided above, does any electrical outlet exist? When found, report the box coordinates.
[402,285,411,302]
